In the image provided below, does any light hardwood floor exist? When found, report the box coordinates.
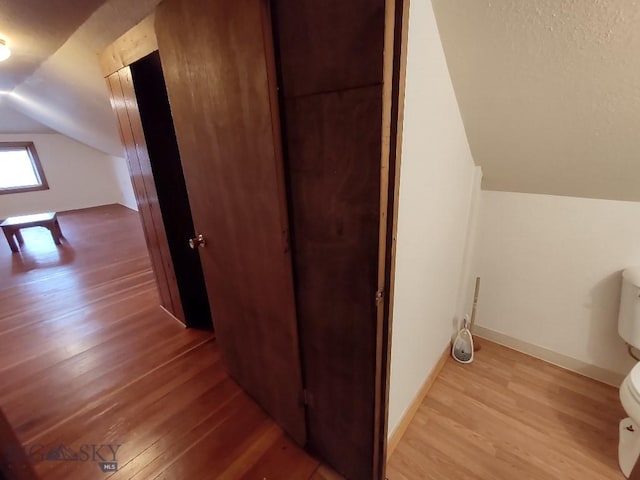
[0,205,332,479]
[4,204,622,480]
[387,340,625,480]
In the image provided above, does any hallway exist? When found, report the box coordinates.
[0,205,331,479]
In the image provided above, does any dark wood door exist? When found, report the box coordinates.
[273,1,388,478]
[155,0,306,444]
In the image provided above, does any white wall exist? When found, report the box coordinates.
[474,190,640,381]
[110,155,137,211]
[0,133,133,218]
[0,97,54,134]
[388,0,479,435]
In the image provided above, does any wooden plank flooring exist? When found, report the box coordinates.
[2,204,623,479]
[387,340,625,479]
[0,204,329,479]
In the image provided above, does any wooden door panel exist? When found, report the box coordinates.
[155,0,306,444]
[273,1,388,477]
[273,0,385,97]
[106,72,183,322]
[283,86,383,479]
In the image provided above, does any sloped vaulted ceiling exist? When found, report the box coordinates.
[432,0,640,202]
[0,0,109,90]
[0,96,53,133]
[0,0,161,155]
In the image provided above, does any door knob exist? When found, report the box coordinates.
[189,234,206,249]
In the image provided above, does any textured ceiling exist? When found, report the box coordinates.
[431,0,640,202]
[0,0,109,91]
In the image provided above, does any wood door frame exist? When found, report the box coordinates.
[99,14,158,77]
[377,0,409,475]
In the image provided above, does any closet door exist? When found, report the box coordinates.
[155,0,306,444]
[273,0,388,478]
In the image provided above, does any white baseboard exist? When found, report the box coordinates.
[473,325,625,387]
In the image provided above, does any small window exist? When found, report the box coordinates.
[0,142,49,195]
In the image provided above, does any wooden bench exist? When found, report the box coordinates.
[0,212,63,253]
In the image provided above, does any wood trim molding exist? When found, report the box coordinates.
[473,325,625,387]
[386,343,450,460]
[384,0,410,317]
[379,0,410,474]
[99,13,157,77]
[160,305,187,328]
[373,0,398,475]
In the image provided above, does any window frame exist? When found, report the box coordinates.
[0,142,49,195]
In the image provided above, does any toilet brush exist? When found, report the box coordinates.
[470,277,481,352]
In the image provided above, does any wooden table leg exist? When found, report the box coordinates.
[14,230,24,245]
[47,216,63,245]
[2,228,19,253]
[54,218,64,239]
[48,225,62,245]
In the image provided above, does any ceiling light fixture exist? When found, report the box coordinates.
[0,39,11,62]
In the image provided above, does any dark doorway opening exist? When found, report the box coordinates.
[130,51,212,330]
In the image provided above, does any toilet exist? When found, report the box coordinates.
[618,267,640,477]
